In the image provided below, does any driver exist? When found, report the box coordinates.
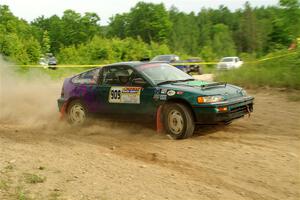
[116,70,130,85]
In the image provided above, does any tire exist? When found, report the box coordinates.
[163,103,195,139]
[67,100,87,125]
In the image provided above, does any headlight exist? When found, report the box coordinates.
[241,89,247,96]
[197,95,224,103]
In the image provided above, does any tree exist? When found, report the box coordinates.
[41,30,50,54]
[0,5,41,64]
[211,24,236,57]
[279,0,300,39]
[237,2,262,53]
[168,7,200,55]
[107,13,129,39]
[127,2,172,43]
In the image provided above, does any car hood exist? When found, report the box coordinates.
[159,80,245,100]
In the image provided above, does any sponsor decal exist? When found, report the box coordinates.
[159,95,167,100]
[176,91,184,95]
[153,94,160,100]
[167,90,176,96]
[160,88,168,94]
[109,86,141,104]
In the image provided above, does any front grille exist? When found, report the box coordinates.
[230,103,253,113]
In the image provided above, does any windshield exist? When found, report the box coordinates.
[221,58,234,62]
[137,63,192,85]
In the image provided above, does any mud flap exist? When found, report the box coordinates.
[156,105,164,133]
[60,102,67,121]
[246,105,251,118]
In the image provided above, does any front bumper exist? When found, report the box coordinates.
[193,96,254,124]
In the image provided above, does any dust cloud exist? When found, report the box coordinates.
[0,56,62,127]
[0,56,155,137]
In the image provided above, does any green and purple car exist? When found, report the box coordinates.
[58,62,254,139]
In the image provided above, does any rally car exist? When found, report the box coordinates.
[57,62,254,139]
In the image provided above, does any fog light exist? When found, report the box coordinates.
[197,97,204,103]
[217,107,228,112]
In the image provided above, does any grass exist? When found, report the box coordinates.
[17,190,27,200]
[23,173,46,184]
[0,179,9,191]
[201,64,217,74]
[215,50,300,90]
[15,186,31,200]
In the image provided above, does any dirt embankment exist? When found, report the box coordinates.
[0,60,299,200]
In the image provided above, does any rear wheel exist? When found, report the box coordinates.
[163,103,195,139]
[67,100,87,125]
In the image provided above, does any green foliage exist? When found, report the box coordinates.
[23,173,45,184]
[0,179,9,190]
[211,24,236,57]
[0,5,41,64]
[31,10,102,53]
[279,0,300,40]
[57,36,170,64]
[168,7,200,55]
[237,2,262,53]
[1,1,300,66]
[41,30,50,54]
[108,2,171,43]
[200,46,217,61]
[215,50,300,89]
[107,13,130,39]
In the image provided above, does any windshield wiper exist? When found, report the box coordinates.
[157,78,195,86]
[157,78,195,85]
[157,80,181,85]
[177,78,195,82]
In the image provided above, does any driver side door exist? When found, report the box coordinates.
[98,65,157,118]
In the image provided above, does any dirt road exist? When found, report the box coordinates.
[0,74,300,199]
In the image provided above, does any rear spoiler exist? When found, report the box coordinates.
[201,82,227,89]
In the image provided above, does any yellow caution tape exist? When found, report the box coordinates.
[11,50,298,68]
[246,51,298,63]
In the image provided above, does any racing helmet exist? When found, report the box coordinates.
[115,69,130,84]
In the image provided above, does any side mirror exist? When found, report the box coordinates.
[132,77,148,86]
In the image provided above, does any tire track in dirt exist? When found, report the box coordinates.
[87,137,294,200]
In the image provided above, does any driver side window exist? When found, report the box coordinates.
[130,73,148,87]
[101,66,134,86]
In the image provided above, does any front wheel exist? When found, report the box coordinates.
[67,100,87,125]
[163,103,195,139]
